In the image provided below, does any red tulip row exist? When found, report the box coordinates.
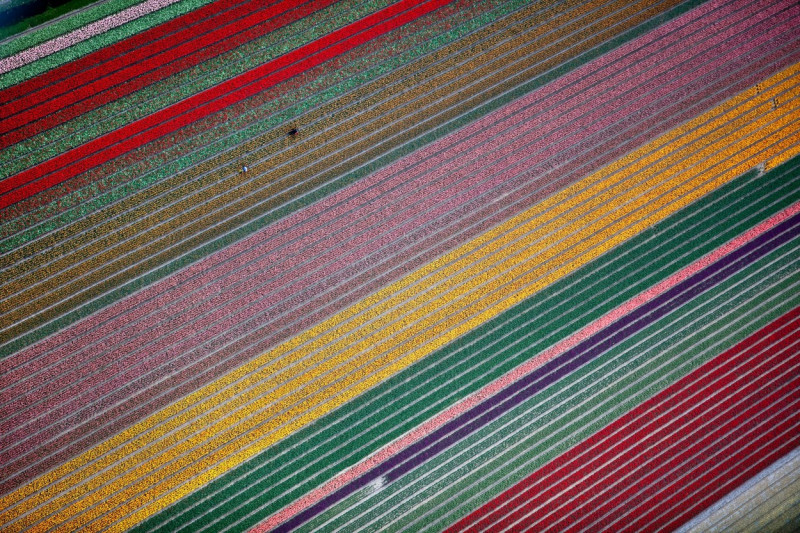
[619,401,798,532]
[0,0,333,148]
[0,0,262,105]
[0,0,447,210]
[3,9,427,221]
[0,0,285,118]
[448,307,800,532]
[569,353,799,532]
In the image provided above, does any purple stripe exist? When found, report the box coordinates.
[383,214,800,482]
[1,0,794,495]
[274,205,800,533]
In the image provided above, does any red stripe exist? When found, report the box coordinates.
[446,307,800,532]
[0,0,337,146]
[528,367,800,532]
[0,0,277,105]
[510,338,800,531]
[589,401,800,532]
[450,308,800,530]
[0,0,278,118]
[631,415,800,531]
[557,346,800,531]
[0,0,448,209]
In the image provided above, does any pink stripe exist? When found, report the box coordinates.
[251,199,800,532]
[4,43,792,496]
[2,0,778,379]
[0,0,183,75]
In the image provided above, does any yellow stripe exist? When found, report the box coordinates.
[4,63,800,533]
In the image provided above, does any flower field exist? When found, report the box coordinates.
[1,0,799,531]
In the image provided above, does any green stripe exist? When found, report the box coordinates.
[131,154,800,533]
[0,0,216,89]
[0,0,705,357]
[302,222,800,533]
[0,0,510,235]
[422,252,800,533]
[0,0,402,177]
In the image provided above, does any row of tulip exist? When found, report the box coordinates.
[2,0,776,352]
[3,18,711,486]
[0,0,446,209]
[451,311,800,532]
[0,0,248,103]
[0,0,395,175]
[7,15,799,506]
[0,0,216,90]
[0,0,326,146]
[0,0,472,238]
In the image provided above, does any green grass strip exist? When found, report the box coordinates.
[245,171,800,532]
[421,260,799,532]
[0,0,214,89]
[131,153,800,533]
[0,0,706,357]
[302,232,800,533]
